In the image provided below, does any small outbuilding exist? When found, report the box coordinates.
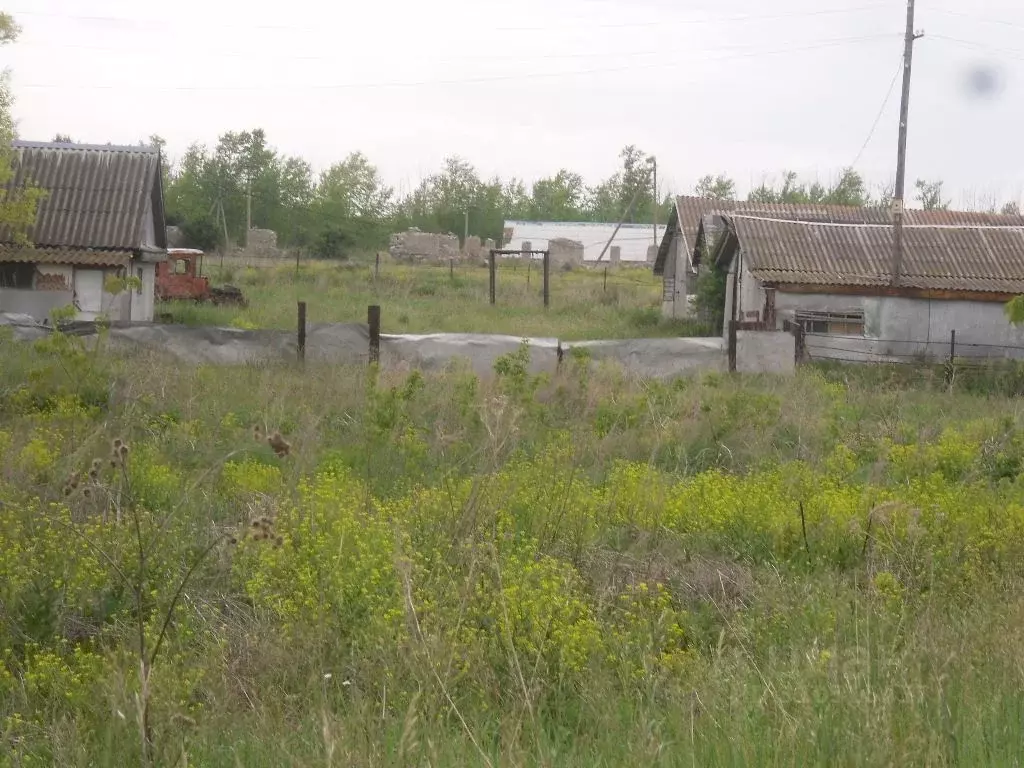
[652,195,1024,322]
[0,140,168,323]
[698,213,1024,361]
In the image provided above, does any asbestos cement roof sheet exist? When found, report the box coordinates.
[0,140,166,251]
[729,215,1024,294]
[654,194,1024,274]
[0,244,133,267]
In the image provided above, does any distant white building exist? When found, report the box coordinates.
[502,221,666,263]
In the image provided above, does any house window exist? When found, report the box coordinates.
[795,309,865,336]
[0,262,35,288]
[174,258,188,275]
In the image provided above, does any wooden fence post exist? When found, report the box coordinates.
[949,329,956,362]
[728,320,738,372]
[370,303,382,366]
[794,323,806,364]
[603,267,608,292]
[368,304,381,365]
[297,301,307,364]
[374,252,380,281]
[543,250,550,309]
[489,249,496,305]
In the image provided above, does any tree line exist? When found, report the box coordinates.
[159,131,671,259]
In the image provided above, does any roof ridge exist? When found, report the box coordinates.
[728,214,1024,230]
[12,140,159,154]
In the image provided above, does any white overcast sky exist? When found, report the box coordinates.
[3,0,1023,208]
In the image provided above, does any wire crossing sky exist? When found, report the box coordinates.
[4,0,1023,208]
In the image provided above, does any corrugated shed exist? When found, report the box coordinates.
[503,220,665,262]
[728,215,1024,295]
[0,244,132,267]
[654,194,1024,274]
[0,141,166,252]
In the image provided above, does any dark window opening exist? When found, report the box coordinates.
[795,309,865,336]
[173,258,189,275]
[0,262,35,289]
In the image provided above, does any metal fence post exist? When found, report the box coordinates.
[297,301,307,364]
[949,329,956,362]
[368,304,381,365]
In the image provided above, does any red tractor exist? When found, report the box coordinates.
[156,249,247,306]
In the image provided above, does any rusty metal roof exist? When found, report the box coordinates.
[653,194,1024,274]
[0,244,133,267]
[0,140,167,252]
[721,215,1024,295]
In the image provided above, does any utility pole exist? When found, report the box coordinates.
[464,209,469,244]
[651,156,658,248]
[890,0,923,287]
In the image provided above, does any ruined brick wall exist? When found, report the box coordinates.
[388,229,461,263]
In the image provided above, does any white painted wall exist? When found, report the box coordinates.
[0,288,74,318]
[774,291,1024,361]
[73,269,105,319]
[130,262,156,322]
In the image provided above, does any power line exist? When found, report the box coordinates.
[8,32,893,65]
[10,3,892,34]
[15,34,899,93]
[498,3,891,31]
[849,56,904,169]
[930,34,1024,60]
[928,7,1024,33]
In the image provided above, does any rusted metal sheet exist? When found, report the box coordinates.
[0,141,166,252]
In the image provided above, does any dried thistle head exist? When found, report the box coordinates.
[112,438,123,451]
[252,425,263,442]
[267,431,291,458]
[88,468,99,482]
[119,444,129,459]
[62,485,72,497]
[67,472,80,489]
[273,535,283,548]
[91,458,103,471]
[82,488,92,498]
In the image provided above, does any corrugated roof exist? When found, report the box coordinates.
[653,195,1024,274]
[0,244,132,267]
[0,140,167,252]
[723,215,1024,295]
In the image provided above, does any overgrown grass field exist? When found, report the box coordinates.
[157,257,708,340]
[3,325,1024,765]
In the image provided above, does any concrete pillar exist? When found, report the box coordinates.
[610,246,621,266]
[646,244,658,264]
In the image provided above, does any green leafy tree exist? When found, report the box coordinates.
[585,145,657,222]
[311,152,393,256]
[695,174,736,201]
[530,170,585,221]
[0,13,44,243]
[915,179,948,211]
